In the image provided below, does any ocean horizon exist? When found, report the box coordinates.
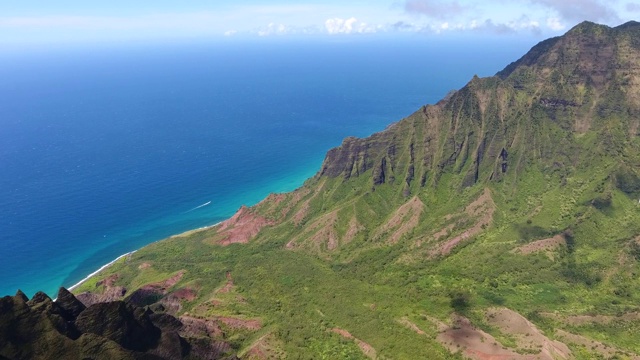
[0,36,537,297]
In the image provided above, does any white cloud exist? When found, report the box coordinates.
[257,22,289,36]
[223,30,237,37]
[324,17,381,35]
[325,17,358,34]
[546,17,565,31]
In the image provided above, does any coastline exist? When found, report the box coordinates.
[170,221,221,238]
[65,221,223,296]
[67,250,137,293]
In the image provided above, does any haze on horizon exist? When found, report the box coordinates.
[1,0,639,46]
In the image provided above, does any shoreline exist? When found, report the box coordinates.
[67,250,137,293]
[64,221,223,296]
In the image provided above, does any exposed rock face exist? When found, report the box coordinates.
[316,21,640,191]
[0,288,232,359]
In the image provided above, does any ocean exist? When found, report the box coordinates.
[0,36,536,297]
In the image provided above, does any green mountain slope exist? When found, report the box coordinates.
[4,21,640,359]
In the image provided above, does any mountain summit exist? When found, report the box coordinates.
[3,21,640,359]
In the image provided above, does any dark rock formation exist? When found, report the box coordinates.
[0,288,230,359]
[75,301,161,352]
[56,287,86,319]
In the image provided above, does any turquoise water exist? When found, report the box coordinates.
[0,37,535,297]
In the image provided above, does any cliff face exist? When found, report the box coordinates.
[320,20,640,193]
[4,21,640,360]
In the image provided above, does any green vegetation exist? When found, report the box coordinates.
[71,21,640,359]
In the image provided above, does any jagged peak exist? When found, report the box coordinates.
[14,289,28,303]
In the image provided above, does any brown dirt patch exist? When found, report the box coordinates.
[217,272,234,294]
[288,210,339,251]
[138,262,152,270]
[375,196,425,244]
[556,329,640,359]
[244,333,282,360]
[485,308,571,359]
[292,199,311,226]
[430,188,495,257]
[162,271,186,288]
[343,216,364,243]
[512,235,565,255]
[212,206,275,246]
[331,328,353,339]
[331,328,377,359]
[431,223,455,242]
[218,317,261,331]
[96,274,119,288]
[169,287,198,302]
[125,271,186,309]
[436,309,571,360]
[289,182,324,225]
[179,315,224,338]
[256,193,295,221]
[437,315,520,360]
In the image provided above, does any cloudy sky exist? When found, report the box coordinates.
[1,0,638,43]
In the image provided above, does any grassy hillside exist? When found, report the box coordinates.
[72,21,640,359]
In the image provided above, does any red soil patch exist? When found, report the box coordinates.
[179,315,224,338]
[437,315,520,360]
[169,287,198,302]
[292,199,311,226]
[218,317,262,331]
[244,333,282,360]
[485,308,570,359]
[332,328,353,338]
[512,235,566,255]
[331,328,377,359]
[288,210,339,251]
[246,344,268,359]
[214,206,275,246]
[343,216,364,243]
[217,272,234,294]
[142,270,185,292]
[430,188,495,257]
[96,274,119,288]
[375,196,424,244]
[436,309,571,360]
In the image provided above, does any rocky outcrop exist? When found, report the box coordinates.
[0,288,233,359]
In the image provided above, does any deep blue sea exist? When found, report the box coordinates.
[0,36,536,297]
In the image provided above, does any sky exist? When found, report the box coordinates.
[0,0,638,44]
